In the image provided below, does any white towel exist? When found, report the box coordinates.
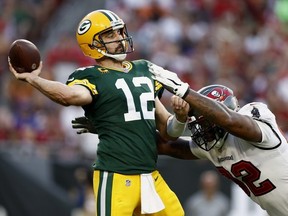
[141,173,165,214]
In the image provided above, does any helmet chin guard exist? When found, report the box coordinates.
[188,84,239,151]
[101,52,127,61]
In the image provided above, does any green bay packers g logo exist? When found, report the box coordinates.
[78,20,91,35]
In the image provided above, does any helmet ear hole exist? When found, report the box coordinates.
[92,40,102,48]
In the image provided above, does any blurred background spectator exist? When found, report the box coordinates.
[184,170,229,216]
[0,0,287,215]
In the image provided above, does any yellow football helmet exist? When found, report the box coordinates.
[76,10,134,61]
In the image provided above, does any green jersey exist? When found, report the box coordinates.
[66,60,163,174]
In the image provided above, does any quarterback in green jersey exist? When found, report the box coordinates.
[8,9,189,216]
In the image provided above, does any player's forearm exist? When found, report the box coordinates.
[157,134,198,160]
[184,89,232,126]
[26,75,73,106]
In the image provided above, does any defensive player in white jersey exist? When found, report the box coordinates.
[149,64,288,216]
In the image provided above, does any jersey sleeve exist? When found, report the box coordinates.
[238,102,282,148]
[66,68,98,96]
[155,80,164,99]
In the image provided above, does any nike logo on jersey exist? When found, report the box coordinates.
[67,77,75,82]
[251,106,260,118]
[125,179,131,186]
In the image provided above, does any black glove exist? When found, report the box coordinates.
[71,116,98,134]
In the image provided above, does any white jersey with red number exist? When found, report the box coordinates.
[189,102,288,216]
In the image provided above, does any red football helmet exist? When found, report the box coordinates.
[188,84,239,151]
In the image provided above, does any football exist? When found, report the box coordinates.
[8,39,41,73]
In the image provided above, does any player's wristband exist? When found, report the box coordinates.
[167,115,187,137]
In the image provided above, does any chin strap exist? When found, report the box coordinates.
[214,128,228,149]
[97,48,127,61]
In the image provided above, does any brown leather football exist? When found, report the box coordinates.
[8,39,41,73]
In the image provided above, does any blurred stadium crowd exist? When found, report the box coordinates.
[0,0,288,215]
[1,0,288,159]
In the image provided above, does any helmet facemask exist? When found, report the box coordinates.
[188,85,239,151]
[188,116,227,151]
[91,26,134,61]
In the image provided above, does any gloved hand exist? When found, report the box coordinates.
[148,63,189,98]
[71,116,98,134]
